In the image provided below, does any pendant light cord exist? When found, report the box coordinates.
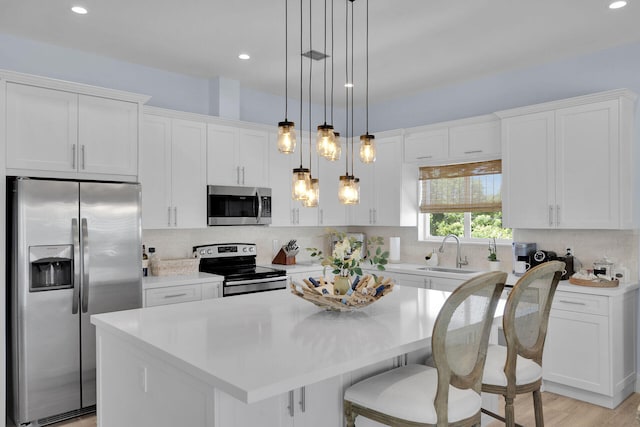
[365,0,369,133]
[330,0,334,125]
[323,0,327,125]
[309,0,313,170]
[284,0,288,120]
[344,0,349,175]
[299,0,304,168]
[350,0,354,175]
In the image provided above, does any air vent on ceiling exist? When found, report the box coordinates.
[302,50,329,61]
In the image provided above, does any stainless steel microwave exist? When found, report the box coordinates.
[207,185,272,225]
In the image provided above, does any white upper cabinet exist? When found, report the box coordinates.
[78,94,138,175]
[404,114,500,165]
[207,123,269,187]
[4,72,147,180]
[141,110,207,229]
[317,156,347,226]
[499,89,636,229]
[267,131,317,227]
[350,134,417,227]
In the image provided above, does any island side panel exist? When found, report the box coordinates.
[96,327,216,427]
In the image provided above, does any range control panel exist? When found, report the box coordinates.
[193,243,256,258]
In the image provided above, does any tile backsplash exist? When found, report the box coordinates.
[143,226,638,282]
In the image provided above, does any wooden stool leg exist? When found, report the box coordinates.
[533,389,544,427]
[504,396,515,427]
[344,401,357,427]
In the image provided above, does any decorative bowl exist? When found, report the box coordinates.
[290,275,394,311]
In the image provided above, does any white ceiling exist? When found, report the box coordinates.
[1,0,640,107]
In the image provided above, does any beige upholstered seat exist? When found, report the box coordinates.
[481,261,564,427]
[344,271,507,427]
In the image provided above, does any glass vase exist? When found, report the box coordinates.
[334,276,351,295]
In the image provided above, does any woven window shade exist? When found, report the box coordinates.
[419,160,502,214]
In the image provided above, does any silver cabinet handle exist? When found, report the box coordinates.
[242,167,246,185]
[464,150,483,154]
[295,208,300,225]
[72,218,80,314]
[417,155,433,159]
[72,144,76,169]
[373,209,377,224]
[81,218,90,313]
[556,204,560,226]
[291,208,295,225]
[549,205,554,227]
[81,145,86,170]
[163,293,188,299]
[299,386,306,413]
[174,207,177,227]
[236,166,240,184]
[287,390,294,417]
[168,207,171,227]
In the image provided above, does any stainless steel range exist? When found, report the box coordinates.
[193,243,287,297]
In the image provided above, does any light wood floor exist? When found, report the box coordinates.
[45,392,640,427]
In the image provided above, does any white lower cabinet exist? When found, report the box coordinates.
[142,276,222,307]
[542,287,638,408]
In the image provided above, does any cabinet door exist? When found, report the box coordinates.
[543,309,610,395]
[171,119,207,228]
[372,137,402,226]
[449,119,500,160]
[141,115,173,229]
[268,132,295,226]
[501,111,555,228]
[403,128,448,163]
[392,273,427,289]
[215,391,294,427]
[6,83,78,172]
[555,101,619,228]
[295,376,346,427]
[239,129,269,186]
[349,159,375,226]
[202,281,222,299]
[145,284,202,307]
[79,94,139,176]
[317,157,348,226]
[207,124,239,185]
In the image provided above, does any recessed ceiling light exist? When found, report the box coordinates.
[344,82,354,88]
[609,1,627,9]
[238,53,250,60]
[71,6,88,14]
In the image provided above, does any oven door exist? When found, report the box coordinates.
[207,185,271,226]
[223,276,287,297]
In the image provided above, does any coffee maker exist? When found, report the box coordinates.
[512,242,536,276]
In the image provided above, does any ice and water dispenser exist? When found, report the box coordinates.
[29,245,73,291]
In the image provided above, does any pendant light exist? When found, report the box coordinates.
[327,0,341,162]
[292,0,310,200]
[277,0,296,154]
[316,0,337,160]
[303,0,319,208]
[339,0,359,205]
[359,0,375,163]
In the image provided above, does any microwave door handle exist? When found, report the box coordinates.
[72,218,80,314]
[256,191,263,223]
[81,218,90,313]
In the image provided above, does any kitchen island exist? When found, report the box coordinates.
[91,286,500,427]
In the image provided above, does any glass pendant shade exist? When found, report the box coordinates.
[316,124,336,159]
[302,178,319,207]
[338,175,360,205]
[292,167,311,200]
[327,131,341,161]
[359,134,376,163]
[277,121,296,154]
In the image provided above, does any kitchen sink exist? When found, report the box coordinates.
[417,266,480,274]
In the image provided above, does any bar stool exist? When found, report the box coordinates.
[481,261,564,427]
[344,271,507,427]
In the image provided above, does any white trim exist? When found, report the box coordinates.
[0,69,151,104]
[495,88,637,118]
[143,105,274,133]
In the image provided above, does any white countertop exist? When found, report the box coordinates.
[91,286,474,404]
[142,272,223,290]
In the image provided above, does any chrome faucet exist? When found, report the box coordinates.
[438,234,468,269]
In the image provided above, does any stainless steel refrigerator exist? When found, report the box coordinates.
[8,178,142,426]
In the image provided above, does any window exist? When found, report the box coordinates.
[418,160,512,241]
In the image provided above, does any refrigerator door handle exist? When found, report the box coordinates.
[72,218,80,314]
[81,218,90,313]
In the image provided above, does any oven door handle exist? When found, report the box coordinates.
[226,276,287,286]
[256,190,263,224]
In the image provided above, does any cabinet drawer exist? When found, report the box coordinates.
[551,291,607,316]
[145,284,202,307]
